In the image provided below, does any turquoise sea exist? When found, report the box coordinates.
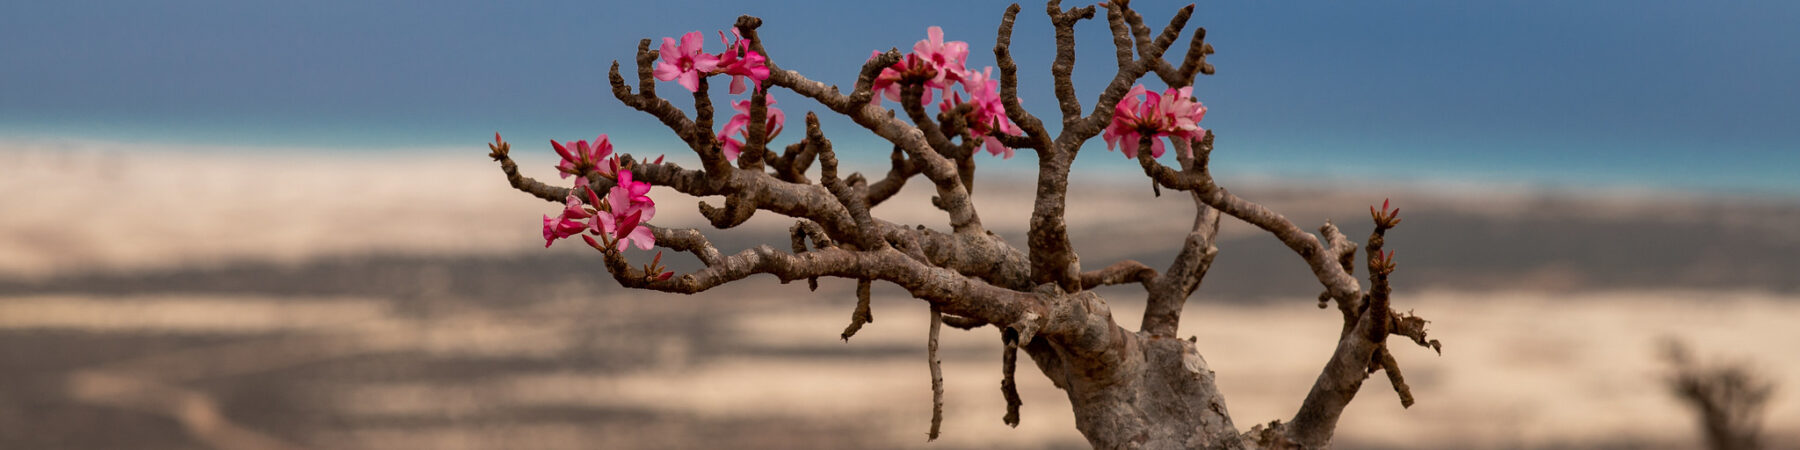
[4,0,1796,196]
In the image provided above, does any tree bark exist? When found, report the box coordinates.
[1028,290,1243,449]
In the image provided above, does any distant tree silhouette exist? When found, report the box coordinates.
[1664,339,1777,450]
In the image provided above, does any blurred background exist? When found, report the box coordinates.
[3,0,1797,448]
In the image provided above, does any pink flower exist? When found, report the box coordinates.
[541,192,594,247]
[1154,86,1207,142]
[1103,84,1207,159]
[940,67,1020,158]
[591,169,657,250]
[715,29,770,95]
[869,27,970,106]
[552,135,612,180]
[718,95,786,161]
[869,52,927,105]
[913,26,968,87]
[1103,86,1146,158]
[654,31,720,92]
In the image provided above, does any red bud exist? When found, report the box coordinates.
[551,140,576,162]
[583,185,603,206]
[615,211,643,241]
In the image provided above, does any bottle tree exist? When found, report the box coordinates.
[487,1,1441,448]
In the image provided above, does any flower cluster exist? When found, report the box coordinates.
[939,67,1020,158]
[506,132,667,280]
[871,27,968,105]
[653,28,782,162]
[653,30,772,95]
[715,29,770,95]
[551,135,613,181]
[869,27,1022,159]
[1102,85,1208,159]
[584,168,657,251]
[719,96,785,161]
[541,159,658,252]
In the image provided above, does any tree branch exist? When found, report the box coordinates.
[866,146,919,207]
[994,4,1053,148]
[1078,260,1156,290]
[603,242,1043,328]
[842,279,875,340]
[1045,1,1097,125]
[927,303,946,441]
[486,138,570,204]
[767,55,986,235]
[1136,133,1362,303]
[1285,198,1436,447]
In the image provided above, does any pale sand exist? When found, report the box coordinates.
[1,289,1794,448]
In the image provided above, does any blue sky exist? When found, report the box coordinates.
[3,1,1797,194]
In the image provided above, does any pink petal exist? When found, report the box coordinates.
[581,234,604,251]
[595,135,613,157]
[592,211,616,235]
[615,169,634,189]
[627,226,656,250]
[551,139,574,161]
[583,185,603,206]
[721,137,742,161]
[722,115,748,138]
[983,136,1012,159]
[767,106,786,128]
[678,31,705,55]
[945,41,968,65]
[614,210,642,241]
[659,37,680,59]
[653,61,681,82]
[627,179,651,198]
[677,70,700,92]
[542,215,558,247]
[636,202,656,223]
[691,53,720,72]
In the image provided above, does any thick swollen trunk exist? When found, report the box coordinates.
[1025,291,1244,449]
